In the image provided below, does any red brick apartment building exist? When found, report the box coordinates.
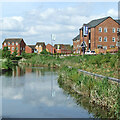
[73,16,120,54]
[2,38,26,55]
[25,45,36,53]
[73,34,80,54]
[46,44,56,54]
[54,44,72,54]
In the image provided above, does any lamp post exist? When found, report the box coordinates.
[51,34,56,55]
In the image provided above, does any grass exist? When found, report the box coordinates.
[58,67,119,118]
[21,52,119,78]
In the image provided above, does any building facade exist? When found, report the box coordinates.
[54,44,72,54]
[46,44,56,54]
[25,45,36,53]
[73,16,120,54]
[35,42,46,54]
[73,34,80,54]
[2,38,26,56]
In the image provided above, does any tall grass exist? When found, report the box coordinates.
[58,67,119,118]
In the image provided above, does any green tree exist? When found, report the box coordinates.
[2,47,11,59]
[11,47,18,58]
[21,51,27,58]
[40,49,49,55]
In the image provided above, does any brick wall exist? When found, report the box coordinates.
[25,46,33,53]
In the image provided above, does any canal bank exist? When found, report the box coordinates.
[17,53,119,118]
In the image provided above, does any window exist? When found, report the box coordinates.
[97,45,102,49]
[16,47,18,50]
[104,28,107,32]
[103,46,107,50]
[4,42,6,46]
[99,27,102,32]
[112,28,115,33]
[110,45,115,48]
[12,47,14,50]
[104,37,107,42]
[16,42,18,45]
[12,42,14,45]
[99,37,102,42]
[8,42,10,46]
[21,47,22,50]
[8,47,10,50]
[117,28,120,33]
[112,37,115,42]
[23,48,25,50]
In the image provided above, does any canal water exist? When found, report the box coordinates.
[1,66,94,118]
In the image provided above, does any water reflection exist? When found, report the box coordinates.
[2,66,93,118]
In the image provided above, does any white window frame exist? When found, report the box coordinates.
[104,37,107,42]
[103,46,107,50]
[99,36,102,42]
[8,47,10,50]
[117,28,120,33]
[112,37,115,42]
[104,28,107,33]
[110,45,115,48]
[99,27,102,32]
[8,42,10,46]
[112,28,115,33]
[12,47,14,50]
[4,42,6,46]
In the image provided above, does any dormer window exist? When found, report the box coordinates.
[99,27,102,32]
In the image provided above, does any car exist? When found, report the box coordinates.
[85,50,96,55]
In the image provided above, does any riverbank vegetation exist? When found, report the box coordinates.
[20,52,119,118]
[58,67,119,118]
[21,52,119,78]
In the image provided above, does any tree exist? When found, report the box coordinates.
[21,51,27,58]
[12,47,18,58]
[2,47,11,59]
[40,49,49,55]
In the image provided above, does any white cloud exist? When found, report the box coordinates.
[107,9,118,18]
[1,16,24,31]
[1,5,118,47]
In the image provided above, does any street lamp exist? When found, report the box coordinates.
[51,34,56,55]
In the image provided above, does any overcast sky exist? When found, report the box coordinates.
[0,2,118,48]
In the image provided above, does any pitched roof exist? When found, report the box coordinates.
[46,44,54,48]
[80,16,120,29]
[3,38,23,44]
[115,20,120,24]
[73,34,80,41]
[28,45,36,49]
[36,42,45,46]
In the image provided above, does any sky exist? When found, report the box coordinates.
[0,2,119,48]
